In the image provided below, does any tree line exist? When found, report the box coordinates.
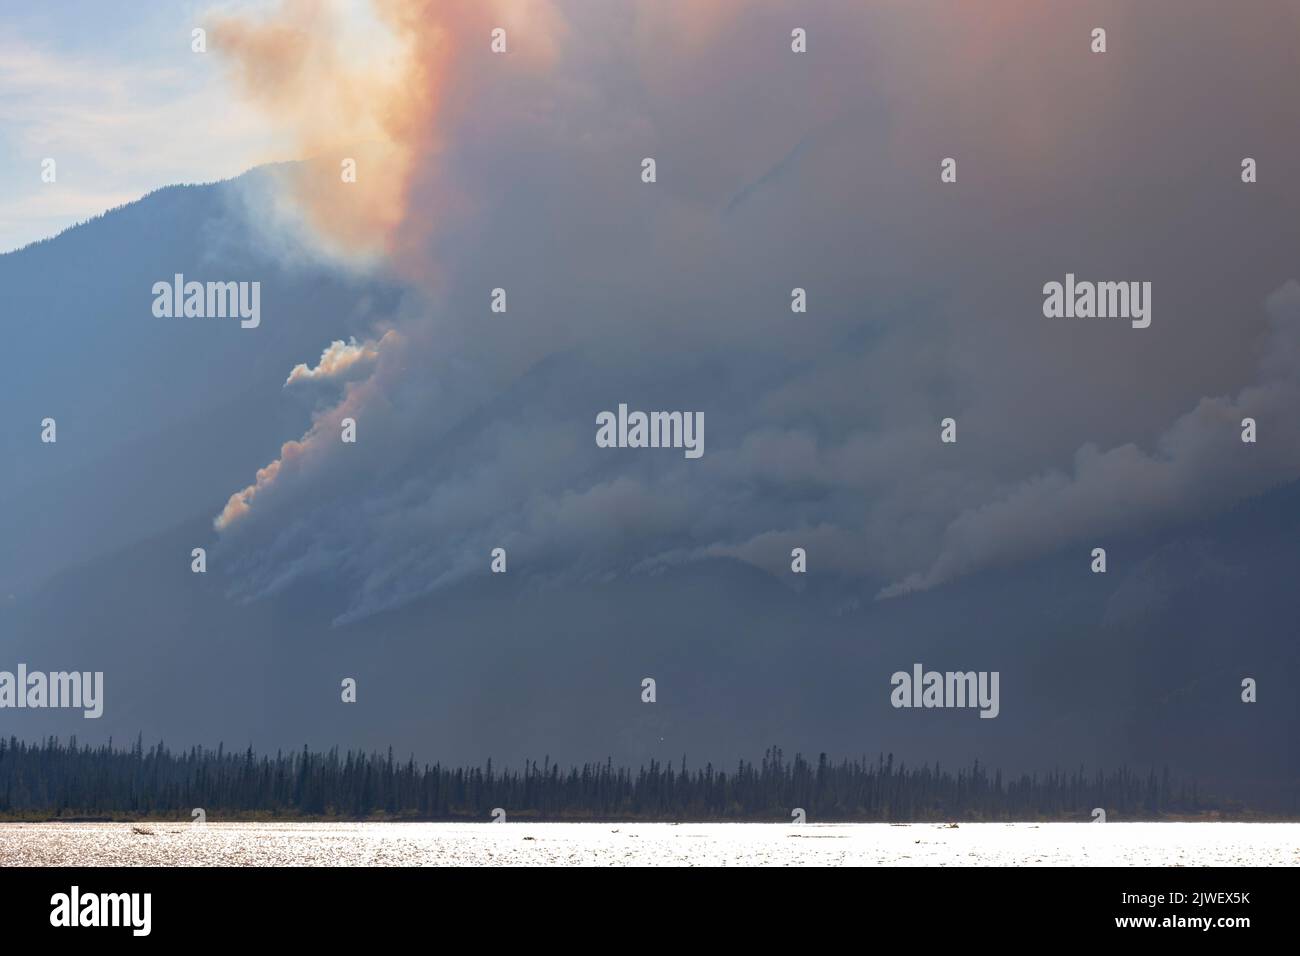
[0,735,1259,821]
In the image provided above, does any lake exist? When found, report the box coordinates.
[2,821,1296,866]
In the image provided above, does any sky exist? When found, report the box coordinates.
[0,0,305,253]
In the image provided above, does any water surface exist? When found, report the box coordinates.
[3,821,1297,866]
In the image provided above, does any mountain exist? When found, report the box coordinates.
[0,172,1295,811]
[0,167,403,596]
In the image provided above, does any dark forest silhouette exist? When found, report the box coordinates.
[0,736,1268,822]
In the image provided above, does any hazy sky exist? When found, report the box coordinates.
[0,1,303,252]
